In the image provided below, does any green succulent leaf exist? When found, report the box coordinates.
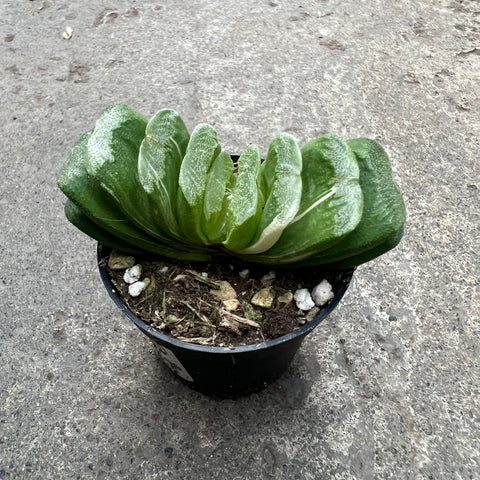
[65,198,210,261]
[325,227,405,270]
[202,151,235,243]
[247,134,363,264]
[58,131,210,260]
[223,145,264,251]
[296,138,406,266]
[58,131,159,248]
[138,108,190,238]
[177,123,222,244]
[346,137,406,242]
[84,104,161,234]
[239,133,302,254]
[64,200,143,254]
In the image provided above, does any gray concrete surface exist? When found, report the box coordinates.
[1,0,479,478]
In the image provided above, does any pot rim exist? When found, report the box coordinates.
[97,243,354,354]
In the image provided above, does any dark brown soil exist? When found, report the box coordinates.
[105,252,352,348]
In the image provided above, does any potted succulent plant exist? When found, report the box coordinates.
[57,104,406,397]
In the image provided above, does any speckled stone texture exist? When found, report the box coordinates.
[1,0,479,478]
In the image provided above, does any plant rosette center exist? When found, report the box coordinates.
[105,249,353,348]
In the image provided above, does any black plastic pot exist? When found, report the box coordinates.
[98,244,354,398]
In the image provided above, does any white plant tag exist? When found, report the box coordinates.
[157,345,194,382]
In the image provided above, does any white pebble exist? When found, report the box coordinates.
[159,266,169,274]
[128,281,147,297]
[294,288,315,311]
[124,264,142,284]
[261,271,276,283]
[239,269,250,279]
[312,279,334,306]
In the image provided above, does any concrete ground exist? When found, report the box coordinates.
[1,0,479,478]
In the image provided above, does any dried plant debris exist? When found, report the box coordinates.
[106,253,352,347]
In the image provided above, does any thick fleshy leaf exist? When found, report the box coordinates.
[239,134,302,254]
[64,200,143,254]
[325,228,404,270]
[223,145,264,251]
[346,137,406,241]
[138,109,190,238]
[248,134,363,264]
[296,138,406,266]
[58,131,211,260]
[65,199,211,261]
[85,104,170,240]
[58,131,157,247]
[177,123,221,244]
[202,151,234,243]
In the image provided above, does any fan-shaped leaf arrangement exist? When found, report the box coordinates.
[58,104,406,268]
